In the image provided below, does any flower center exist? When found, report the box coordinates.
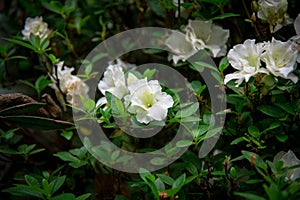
[141,91,154,108]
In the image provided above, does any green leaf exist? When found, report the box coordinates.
[76,193,91,200]
[229,167,237,179]
[60,131,73,140]
[54,152,79,162]
[35,75,52,91]
[82,98,95,113]
[49,175,66,195]
[275,102,295,115]
[234,192,266,200]
[203,127,223,139]
[1,116,73,130]
[2,186,43,198]
[156,174,174,186]
[275,134,288,142]
[5,38,37,51]
[24,175,40,187]
[186,162,198,175]
[49,193,76,200]
[143,68,156,80]
[176,140,194,147]
[211,13,240,20]
[241,150,267,170]
[168,173,186,196]
[0,102,45,116]
[257,105,285,118]
[218,56,229,72]
[175,102,199,118]
[19,79,35,89]
[150,157,168,165]
[230,137,245,145]
[192,61,219,73]
[248,125,261,139]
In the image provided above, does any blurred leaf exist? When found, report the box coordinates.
[218,56,229,72]
[156,174,174,186]
[234,192,266,200]
[0,102,45,116]
[257,105,285,118]
[0,116,73,130]
[211,13,240,20]
[175,102,199,118]
[248,125,261,139]
[49,175,66,195]
[35,75,52,91]
[5,38,37,52]
[143,68,156,80]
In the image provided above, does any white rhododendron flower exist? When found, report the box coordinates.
[22,16,50,41]
[98,63,129,99]
[224,39,268,86]
[289,13,300,63]
[257,0,292,32]
[50,62,89,109]
[261,38,298,83]
[184,19,230,57]
[124,78,174,124]
[165,30,197,64]
[274,150,300,181]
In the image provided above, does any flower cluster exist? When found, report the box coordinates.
[22,16,50,41]
[224,38,299,86]
[97,60,174,124]
[49,62,89,110]
[257,0,292,32]
[165,19,229,64]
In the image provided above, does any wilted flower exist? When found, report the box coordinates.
[224,39,268,86]
[124,78,174,124]
[274,150,300,181]
[165,30,197,64]
[184,19,230,57]
[49,62,89,110]
[257,0,292,32]
[261,38,298,83]
[22,16,50,41]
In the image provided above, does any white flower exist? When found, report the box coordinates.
[124,78,174,124]
[50,62,89,109]
[184,19,230,57]
[257,0,292,32]
[165,30,197,64]
[98,64,128,99]
[224,39,268,86]
[261,38,298,83]
[22,16,50,41]
[289,13,300,63]
[274,150,300,181]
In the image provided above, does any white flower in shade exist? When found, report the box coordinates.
[124,78,174,124]
[22,16,50,40]
[165,30,197,64]
[261,38,298,83]
[184,19,230,57]
[98,64,128,99]
[257,0,292,32]
[289,13,300,63]
[50,62,89,109]
[274,150,300,181]
[224,39,268,86]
